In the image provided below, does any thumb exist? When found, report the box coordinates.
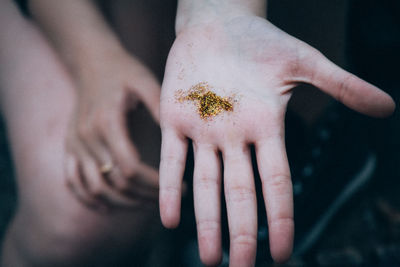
[304,50,395,118]
[129,70,161,124]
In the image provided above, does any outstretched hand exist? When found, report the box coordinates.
[159,15,394,266]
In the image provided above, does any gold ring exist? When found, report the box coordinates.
[100,162,113,175]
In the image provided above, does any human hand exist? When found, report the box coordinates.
[65,49,161,210]
[29,0,161,210]
[159,13,394,266]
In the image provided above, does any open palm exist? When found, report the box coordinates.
[159,16,394,266]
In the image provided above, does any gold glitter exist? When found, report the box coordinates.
[178,82,233,119]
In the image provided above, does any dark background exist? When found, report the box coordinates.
[1,0,399,266]
[269,0,400,266]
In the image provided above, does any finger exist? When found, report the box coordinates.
[128,162,159,189]
[193,144,222,266]
[101,109,141,179]
[256,136,294,263]
[99,181,141,208]
[305,50,395,117]
[79,153,107,200]
[129,72,161,123]
[223,146,257,267]
[74,123,137,205]
[64,154,98,208]
[159,128,188,228]
[79,135,128,191]
[80,154,145,208]
[113,164,159,203]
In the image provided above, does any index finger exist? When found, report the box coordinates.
[101,109,141,179]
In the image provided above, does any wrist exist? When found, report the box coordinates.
[175,0,267,35]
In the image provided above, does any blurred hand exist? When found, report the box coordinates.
[65,49,161,210]
[159,15,394,266]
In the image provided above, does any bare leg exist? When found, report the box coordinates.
[0,1,162,266]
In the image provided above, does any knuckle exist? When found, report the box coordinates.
[308,50,323,83]
[286,55,302,78]
[265,174,292,196]
[197,219,220,241]
[270,217,294,228]
[161,153,185,167]
[337,73,353,103]
[197,219,219,233]
[194,176,218,190]
[269,217,295,239]
[160,186,180,197]
[226,186,256,203]
[96,112,115,134]
[231,232,257,248]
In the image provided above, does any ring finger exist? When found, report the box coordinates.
[81,134,126,190]
[223,145,258,267]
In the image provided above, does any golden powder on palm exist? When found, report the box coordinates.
[177,82,234,119]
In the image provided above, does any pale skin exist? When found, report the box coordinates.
[30,0,161,209]
[0,0,395,266]
[159,0,396,266]
[0,0,164,266]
